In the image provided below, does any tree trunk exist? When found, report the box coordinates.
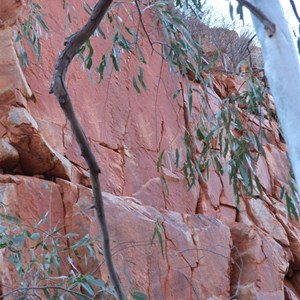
[249,0,300,194]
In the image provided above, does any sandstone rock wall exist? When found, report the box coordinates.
[0,1,300,299]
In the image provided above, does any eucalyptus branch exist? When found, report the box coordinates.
[236,0,276,37]
[0,285,94,299]
[49,0,125,299]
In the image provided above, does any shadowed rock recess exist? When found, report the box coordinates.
[0,1,300,299]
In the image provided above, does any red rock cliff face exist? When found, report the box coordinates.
[1,1,300,299]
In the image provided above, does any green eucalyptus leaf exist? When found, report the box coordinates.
[131,292,148,300]
[132,77,141,94]
[237,3,244,23]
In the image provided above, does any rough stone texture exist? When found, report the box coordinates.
[0,0,25,28]
[0,28,31,108]
[0,175,232,299]
[230,223,291,299]
[0,1,300,299]
[0,139,19,170]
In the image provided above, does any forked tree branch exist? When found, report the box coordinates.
[236,0,276,37]
[49,0,125,299]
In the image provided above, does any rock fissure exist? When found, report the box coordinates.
[119,146,126,195]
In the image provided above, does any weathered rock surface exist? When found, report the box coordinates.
[0,0,300,299]
[0,139,19,170]
[0,175,232,299]
[0,0,25,28]
[230,222,291,299]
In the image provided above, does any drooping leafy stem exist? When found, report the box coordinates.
[16,1,48,66]
[77,0,280,210]
[174,71,267,198]
[146,3,298,219]
[151,219,165,258]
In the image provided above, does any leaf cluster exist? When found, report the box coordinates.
[16,1,48,66]
[0,207,149,299]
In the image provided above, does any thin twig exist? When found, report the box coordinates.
[49,0,125,299]
[134,0,162,57]
[0,286,94,299]
[290,0,300,23]
[246,34,256,68]
[134,0,154,49]
[236,0,276,37]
